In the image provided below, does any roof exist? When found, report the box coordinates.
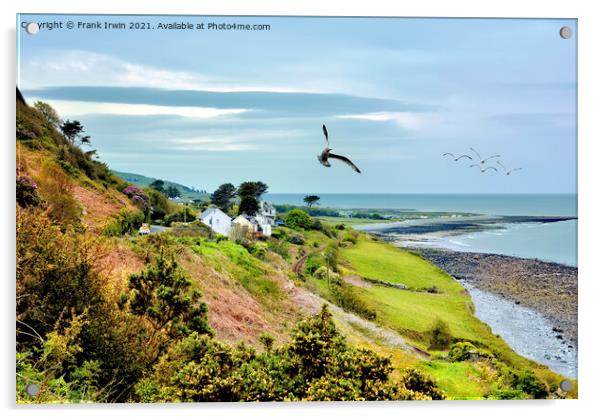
[234,214,258,224]
[200,207,229,219]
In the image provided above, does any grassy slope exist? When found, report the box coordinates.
[300,231,566,398]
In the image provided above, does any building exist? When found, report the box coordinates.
[198,207,232,235]
[232,214,258,233]
[257,201,277,225]
[170,196,194,205]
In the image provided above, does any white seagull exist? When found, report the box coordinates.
[470,164,498,173]
[443,152,473,161]
[317,124,361,173]
[470,147,501,165]
[497,161,523,176]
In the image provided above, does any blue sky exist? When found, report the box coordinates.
[17,15,577,193]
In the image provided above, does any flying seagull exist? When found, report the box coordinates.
[317,124,361,173]
[443,152,472,161]
[470,164,498,173]
[497,161,523,176]
[470,147,501,165]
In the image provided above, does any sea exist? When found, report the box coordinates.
[266,193,578,266]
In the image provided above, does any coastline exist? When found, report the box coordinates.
[411,247,578,345]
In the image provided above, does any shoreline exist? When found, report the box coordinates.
[410,247,578,346]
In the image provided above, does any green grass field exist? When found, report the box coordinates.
[322,233,565,396]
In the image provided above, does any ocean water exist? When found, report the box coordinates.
[266,193,577,217]
[408,220,577,266]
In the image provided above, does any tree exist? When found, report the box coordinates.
[150,179,165,194]
[33,101,61,128]
[238,196,259,216]
[253,181,268,199]
[237,182,262,215]
[303,195,320,210]
[148,189,170,221]
[210,183,237,212]
[165,185,181,198]
[119,252,213,343]
[60,120,87,145]
[284,209,313,230]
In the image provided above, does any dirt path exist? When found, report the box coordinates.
[291,254,309,275]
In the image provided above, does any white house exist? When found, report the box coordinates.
[232,214,258,233]
[198,207,232,235]
[254,213,273,237]
[257,201,277,225]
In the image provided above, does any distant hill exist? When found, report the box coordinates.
[112,170,209,201]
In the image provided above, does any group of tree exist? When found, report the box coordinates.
[150,179,182,198]
[210,181,268,215]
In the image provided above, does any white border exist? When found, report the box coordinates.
[2,1,601,417]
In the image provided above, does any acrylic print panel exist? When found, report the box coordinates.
[16,14,577,402]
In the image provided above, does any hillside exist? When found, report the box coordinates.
[15,91,575,403]
[112,170,209,201]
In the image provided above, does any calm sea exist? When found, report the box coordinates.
[266,194,578,266]
[265,193,577,217]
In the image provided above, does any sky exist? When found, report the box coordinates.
[17,15,577,194]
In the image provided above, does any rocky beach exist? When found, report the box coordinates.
[413,248,578,345]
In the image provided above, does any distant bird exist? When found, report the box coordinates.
[318,124,361,173]
[470,164,498,173]
[443,152,472,162]
[470,147,501,165]
[497,161,523,176]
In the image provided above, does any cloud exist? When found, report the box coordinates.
[20,50,314,93]
[27,98,249,119]
[336,111,426,129]
[24,86,437,118]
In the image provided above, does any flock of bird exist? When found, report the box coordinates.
[315,124,522,177]
[443,147,522,176]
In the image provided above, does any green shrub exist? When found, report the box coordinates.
[120,251,213,341]
[447,341,492,362]
[250,242,268,259]
[285,209,313,230]
[16,173,41,207]
[399,368,445,400]
[134,306,443,402]
[164,206,197,225]
[330,284,377,321]
[342,231,358,245]
[513,370,549,399]
[271,228,287,240]
[266,239,289,260]
[288,233,305,245]
[103,209,145,236]
[324,241,340,272]
[304,256,322,275]
[487,388,526,400]
[428,319,453,350]
[16,207,104,341]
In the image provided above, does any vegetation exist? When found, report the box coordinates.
[134,306,442,401]
[15,91,573,402]
[285,209,313,230]
[303,194,320,209]
[210,183,237,212]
